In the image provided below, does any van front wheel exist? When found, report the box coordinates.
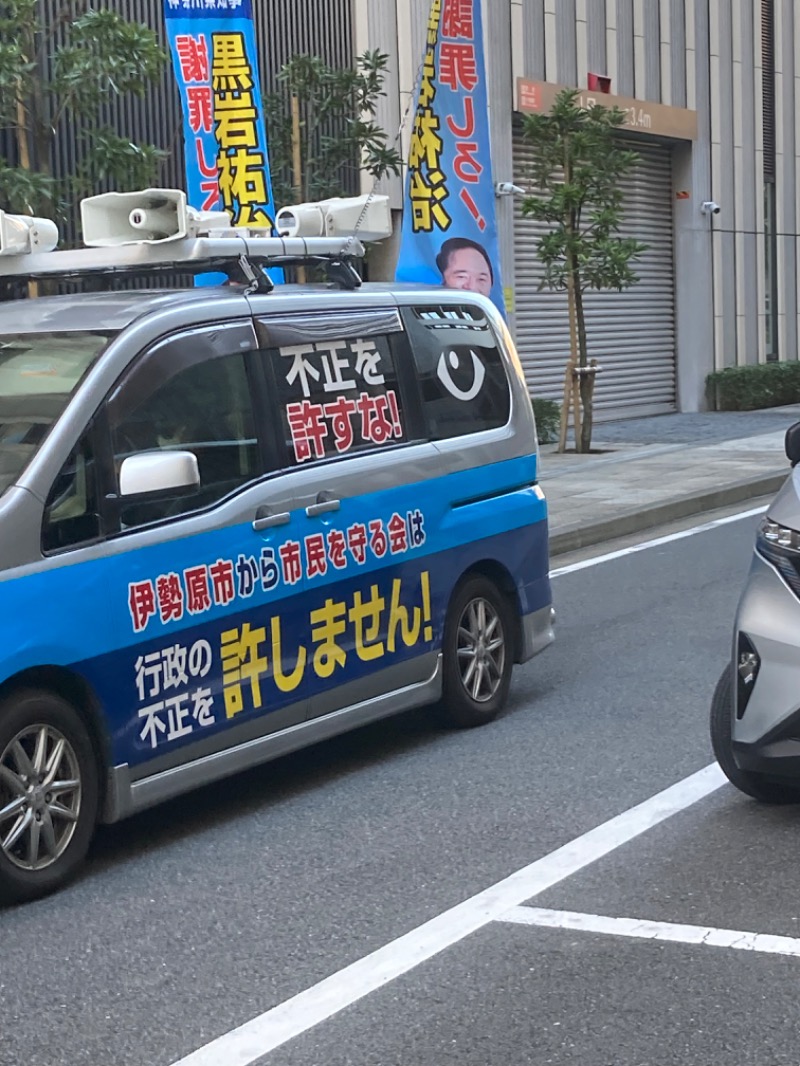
[439,576,514,728]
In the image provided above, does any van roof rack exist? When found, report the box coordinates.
[0,235,366,298]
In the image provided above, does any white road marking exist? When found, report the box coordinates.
[170,763,725,1066]
[501,906,800,958]
[550,504,767,578]
[170,507,757,1064]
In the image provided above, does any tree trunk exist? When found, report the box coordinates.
[33,122,53,181]
[556,354,573,453]
[564,244,583,451]
[558,270,580,453]
[557,146,580,453]
[15,100,32,176]
[574,280,594,453]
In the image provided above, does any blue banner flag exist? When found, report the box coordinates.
[396,0,505,314]
[163,0,278,233]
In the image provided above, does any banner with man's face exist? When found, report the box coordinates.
[395,0,505,315]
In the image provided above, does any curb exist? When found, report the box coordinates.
[548,471,788,557]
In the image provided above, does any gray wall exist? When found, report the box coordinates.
[363,0,800,395]
[512,0,800,381]
[510,1,710,407]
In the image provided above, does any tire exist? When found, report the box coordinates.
[710,665,800,804]
[439,575,515,729]
[0,689,99,904]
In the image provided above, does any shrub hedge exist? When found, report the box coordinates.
[707,361,800,411]
[532,397,561,443]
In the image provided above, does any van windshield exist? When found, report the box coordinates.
[0,331,113,495]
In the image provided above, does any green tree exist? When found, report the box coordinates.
[0,0,166,226]
[263,50,403,209]
[520,88,647,453]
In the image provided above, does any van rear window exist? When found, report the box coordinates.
[401,305,511,440]
[0,331,112,494]
[264,333,408,465]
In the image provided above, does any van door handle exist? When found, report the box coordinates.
[306,492,341,518]
[252,507,291,532]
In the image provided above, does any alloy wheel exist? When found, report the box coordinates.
[456,597,506,703]
[0,724,82,872]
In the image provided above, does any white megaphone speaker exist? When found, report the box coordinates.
[0,211,59,256]
[80,188,231,247]
[276,194,392,242]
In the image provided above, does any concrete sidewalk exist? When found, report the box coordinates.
[541,405,800,555]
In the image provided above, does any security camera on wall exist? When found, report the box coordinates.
[701,201,721,216]
[495,182,526,197]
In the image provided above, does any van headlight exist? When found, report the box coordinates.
[756,518,800,597]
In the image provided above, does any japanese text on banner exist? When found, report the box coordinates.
[164,0,278,230]
[127,507,426,634]
[396,0,506,315]
[132,571,433,751]
[275,335,407,464]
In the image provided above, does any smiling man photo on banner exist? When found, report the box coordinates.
[436,236,494,298]
[396,0,506,316]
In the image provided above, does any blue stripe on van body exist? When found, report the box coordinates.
[0,454,550,767]
[0,454,543,668]
[77,521,550,767]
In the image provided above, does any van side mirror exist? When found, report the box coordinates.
[786,422,800,467]
[119,450,200,498]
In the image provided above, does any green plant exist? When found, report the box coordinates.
[263,50,403,208]
[532,397,561,444]
[707,362,800,411]
[0,1,167,224]
[520,89,648,454]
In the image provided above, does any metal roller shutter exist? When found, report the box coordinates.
[512,132,677,421]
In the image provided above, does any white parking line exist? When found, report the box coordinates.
[170,764,725,1066]
[501,906,800,958]
[169,506,756,1065]
[551,504,766,578]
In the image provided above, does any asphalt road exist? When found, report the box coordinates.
[3,505,794,1066]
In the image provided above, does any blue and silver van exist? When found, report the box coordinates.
[0,213,553,902]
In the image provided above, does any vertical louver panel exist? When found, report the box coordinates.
[762,0,779,357]
[762,0,776,181]
[512,131,677,421]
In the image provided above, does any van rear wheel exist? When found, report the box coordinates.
[0,690,98,904]
[439,576,514,728]
[710,665,800,804]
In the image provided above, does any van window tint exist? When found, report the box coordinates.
[0,331,112,496]
[265,333,407,465]
[42,431,102,553]
[109,348,259,529]
[402,305,511,440]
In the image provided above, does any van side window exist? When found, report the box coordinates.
[42,431,102,553]
[108,346,260,529]
[265,333,408,465]
[401,305,511,440]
